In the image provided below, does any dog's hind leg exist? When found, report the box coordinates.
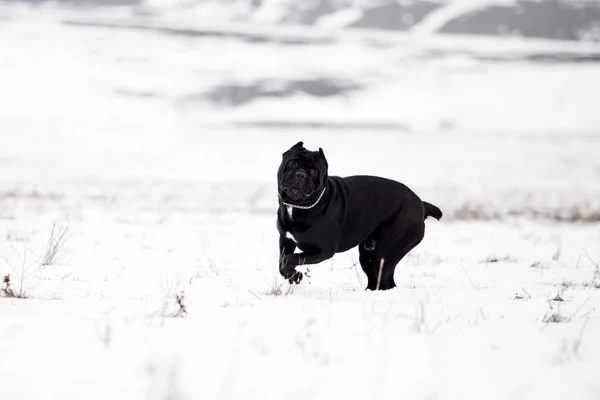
[359,228,382,290]
[360,219,425,290]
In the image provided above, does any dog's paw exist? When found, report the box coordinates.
[280,266,303,284]
[280,255,305,284]
[288,270,304,285]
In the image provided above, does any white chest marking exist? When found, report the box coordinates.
[286,206,293,220]
[286,231,297,243]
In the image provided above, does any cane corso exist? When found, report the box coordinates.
[276,141,442,290]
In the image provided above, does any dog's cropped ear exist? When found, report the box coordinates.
[292,141,304,150]
[282,141,304,157]
[318,147,328,168]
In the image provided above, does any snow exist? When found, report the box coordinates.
[315,8,363,28]
[412,0,513,35]
[1,5,600,400]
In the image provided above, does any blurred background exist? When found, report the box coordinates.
[3,3,600,399]
[1,0,600,223]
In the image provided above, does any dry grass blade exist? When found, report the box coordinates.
[41,223,69,266]
[567,297,591,323]
[514,287,532,300]
[248,290,262,300]
[375,258,385,291]
[543,313,566,323]
[460,264,479,290]
[349,258,364,290]
[573,314,591,354]
[1,274,26,299]
[541,302,567,327]
[552,294,565,302]
[584,252,600,288]
[165,292,188,318]
[1,244,32,299]
[1,274,15,298]
[261,278,295,297]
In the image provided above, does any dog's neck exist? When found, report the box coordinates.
[279,187,327,221]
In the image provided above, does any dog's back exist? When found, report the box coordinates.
[330,175,425,251]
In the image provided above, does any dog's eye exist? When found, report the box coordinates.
[288,161,297,168]
[310,169,318,176]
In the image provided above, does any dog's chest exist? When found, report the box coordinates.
[286,231,312,252]
[285,231,298,243]
[281,209,323,250]
[284,223,322,252]
[286,228,308,245]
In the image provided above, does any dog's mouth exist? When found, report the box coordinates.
[280,180,315,202]
[282,185,311,201]
[284,187,303,201]
[280,170,317,203]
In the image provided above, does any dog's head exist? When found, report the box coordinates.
[278,141,329,205]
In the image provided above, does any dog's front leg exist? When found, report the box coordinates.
[294,251,336,267]
[279,235,301,283]
[279,235,296,259]
[281,250,336,284]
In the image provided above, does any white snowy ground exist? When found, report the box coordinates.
[1,6,600,400]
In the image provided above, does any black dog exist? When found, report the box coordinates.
[277,141,442,290]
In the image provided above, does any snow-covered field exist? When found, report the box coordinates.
[1,4,600,399]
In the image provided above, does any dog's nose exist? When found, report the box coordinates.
[295,170,307,179]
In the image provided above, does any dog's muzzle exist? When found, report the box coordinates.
[282,170,314,201]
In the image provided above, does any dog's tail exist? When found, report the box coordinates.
[423,201,442,221]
